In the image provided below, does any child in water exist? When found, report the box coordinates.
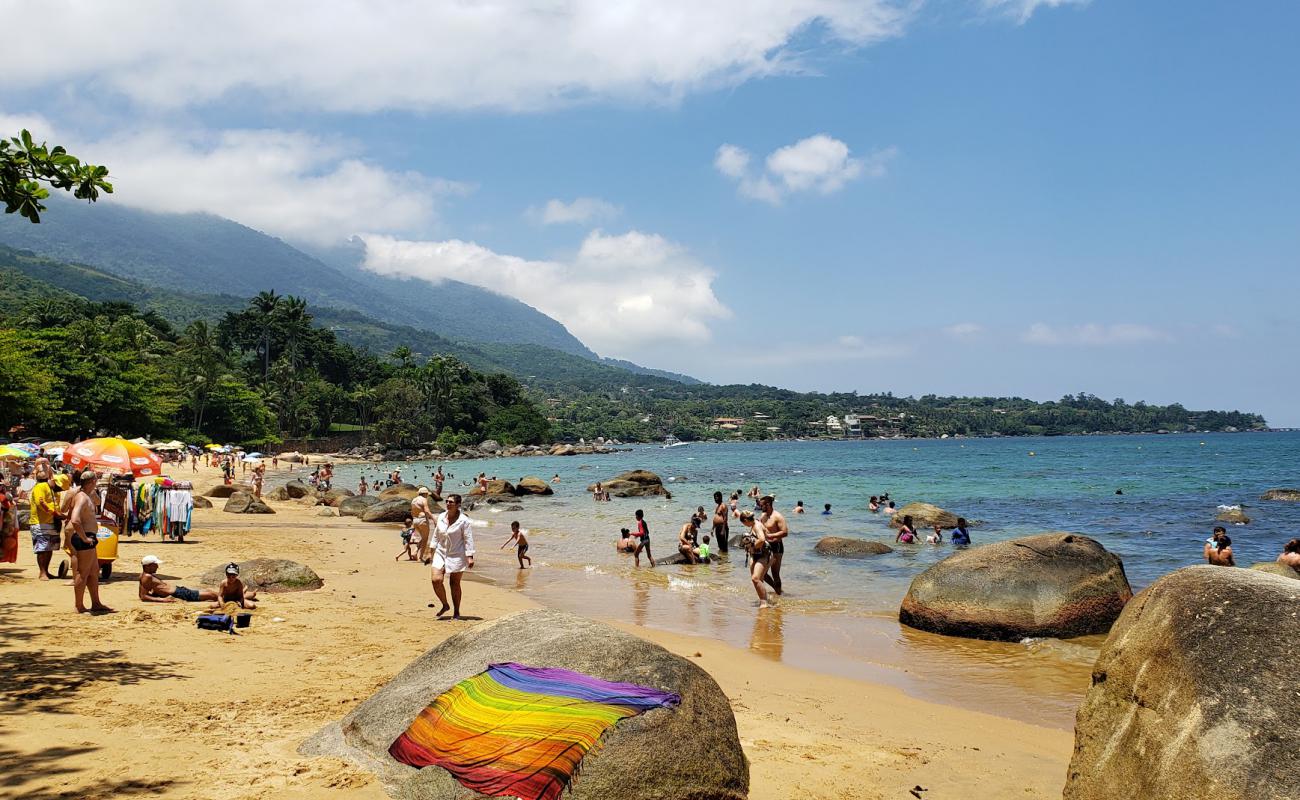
[616,528,637,553]
[821,503,832,515]
[927,523,944,544]
[502,521,531,569]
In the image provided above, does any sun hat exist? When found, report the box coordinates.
[141,554,161,566]
[417,486,430,495]
[52,473,71,490]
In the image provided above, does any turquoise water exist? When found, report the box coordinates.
[333,432,1300,726]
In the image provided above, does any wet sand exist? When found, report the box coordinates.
[0,463,1073,799]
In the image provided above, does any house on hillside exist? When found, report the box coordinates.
[711,417,746,430]
[825,415,843,435]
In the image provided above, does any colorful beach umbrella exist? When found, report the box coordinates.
[64,437,163,477]
[39,441,72,450]
[9,442,40,455]
[0,444,33,460]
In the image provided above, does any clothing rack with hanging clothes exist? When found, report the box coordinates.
[159,483,194,541]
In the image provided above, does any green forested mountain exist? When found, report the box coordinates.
[0,197,595,356]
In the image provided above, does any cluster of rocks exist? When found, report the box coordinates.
[316,438,628,463]
[587,470,671,498]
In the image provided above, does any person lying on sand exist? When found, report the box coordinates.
[211,563,258,609]
[138,555,217,603]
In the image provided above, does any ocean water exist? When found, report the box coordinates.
[331,432,1300,727]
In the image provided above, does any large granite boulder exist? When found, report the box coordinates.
[338,494,383,517]
[192,495,212,509]
[1260,488,1300,502]
[1215,507,1250,524]
[264,485,290,502]
[379,483,419,501]
[899,533,1132,641]
[814,537,894,557]
[279,451,304,463]
[223,491,275,514]
[478,439,501,454]
[550,443,576,456]
[321,487,356,507]
[514,476,553,496]
[889,502,961,529]
[476,479,515,497]
[362,498,439,523]
[198,558,323,593]
[1064,566,1300,800]
[206,484,238,498]
[589,470,667,498]
[300,609,748,800]
[1249,561,1300,580]
[283,479,312,499]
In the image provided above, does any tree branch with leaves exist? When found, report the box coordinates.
[1,130,113,222]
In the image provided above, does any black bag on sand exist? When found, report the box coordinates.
[196,614,234,632]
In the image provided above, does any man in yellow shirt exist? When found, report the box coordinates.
[29,473,63,580]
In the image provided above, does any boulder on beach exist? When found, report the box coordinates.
[192,495,212,509]
[317,506,339,517]
[514,476,553,496]
[223,491,275,514]
[362,498,439,523]
[283,480,312,499]
[589,470,668,498]
[321,487,356,507]
[478,439,501,454]
[299,609,748,800]
[889,502,962,529]
[206,484,238,498]
[899,533,1132,641]
[279,451,304,463]
[1261,488,1300,502]
[1215,507,1251,524]
[1248,561,1300,580]
[264,486,290,501]
[814,537,894,557]
[1064,566,1300,800]
[198,558,323,593]
[338,495,382,517]
[379,483,419,501]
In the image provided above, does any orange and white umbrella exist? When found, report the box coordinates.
[64,437,163,477]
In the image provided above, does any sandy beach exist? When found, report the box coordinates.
[1,462,1072,800]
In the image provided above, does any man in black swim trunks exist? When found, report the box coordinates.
[138,555,217,603]
[758,495,788,595]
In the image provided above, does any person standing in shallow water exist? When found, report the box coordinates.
[758,495,787,595]
[711,491,730,553]
[632,509,655,567]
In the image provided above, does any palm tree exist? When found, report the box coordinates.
[250,290,281,381]
[388,345,414,371]
[180,320,222,431]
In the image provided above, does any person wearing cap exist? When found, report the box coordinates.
[411,486,436,563]
[138,555,217,603]
[758,495,788,596]
[28,472,63,579]
[213,563,258,609]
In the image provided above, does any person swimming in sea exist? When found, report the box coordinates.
[793,500,805,514]
[951,518,971,546]
[927,523,944,544]
[821,503,832,515]
[616,528,637,553]
[895,515,918,544]
[883,500,897,516]
[868,496,879,512]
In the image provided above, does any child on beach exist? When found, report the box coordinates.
[213,563,258,609]
[396,516,417,561]
[695,534,712,562]
[502,521,531,569]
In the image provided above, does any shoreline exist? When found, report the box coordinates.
[0,462,1074,799]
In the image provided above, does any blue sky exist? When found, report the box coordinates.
[3,0,1297,423]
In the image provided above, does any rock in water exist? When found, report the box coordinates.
[198,558,323,592]
[338,495,382,517]
[1248,561,1300,580]
[223,491,275,514]
[1260,488,1300,502]
[814,537,894,557]
[300,609,748,800]
[514,476,554,496]
[589,470,668,498]
[379,483,419,501]
[889,502,961,529]
[1064,566,1300,800]
[1215,507,1251,524]
[899,533,1132,641]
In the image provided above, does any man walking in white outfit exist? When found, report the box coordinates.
[431,494,475,618]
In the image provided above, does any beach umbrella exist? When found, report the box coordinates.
[0,444,33,460]
[64,437,164,477]
[40,441,72,450]
[205,444,223,451]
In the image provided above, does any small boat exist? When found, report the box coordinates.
[661,436,690,449]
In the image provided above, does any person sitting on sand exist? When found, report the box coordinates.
[396,515,417,561]
[868,496,879,513]
[896,515,918,544]
[139,555,217,603]
[616,528,636,553]
[793,501,805,514]
[951,518,971,546]
[214,563,258,609]
[1207,535,1235,567]
[502,521,531,569]
[1278,538,1300,569]
[678,517,700,564]
[821,503,832,515]
[927,524,944,544]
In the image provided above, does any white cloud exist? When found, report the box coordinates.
[1,2,913,113]
[736,333,908,366]
[1022,323,1172,346]
[358,230,731,356]
[943,322,984,338]
[981,0,1090,24]
[716,136,896,204]
[527,197,620,225]
[0,114,463,245]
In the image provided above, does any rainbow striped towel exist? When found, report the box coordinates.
[388,662,680,800]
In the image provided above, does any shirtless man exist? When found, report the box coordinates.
[68,471,112,614]
[1207,534,1235,567]
[214,562,259,609]
[1279,539,1300,570]
[711,491,730,553]
[758,495,788,595]
[138,555,217,603]
[411,486,436,563]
